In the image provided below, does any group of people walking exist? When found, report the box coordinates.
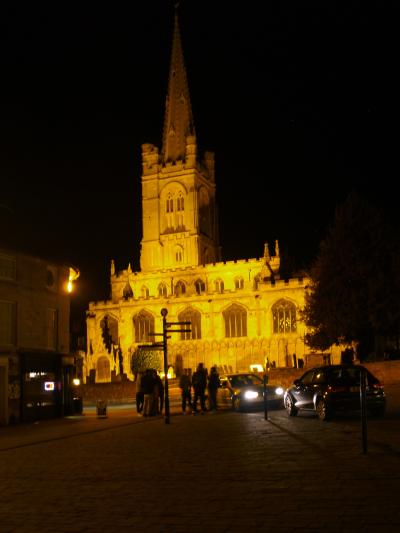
[179,363,220,415]
[135,368,164,417]
[135,363,220,417]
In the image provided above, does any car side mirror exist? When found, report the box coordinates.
[293,379,301,387]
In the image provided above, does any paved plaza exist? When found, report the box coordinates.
[1,386,400,532]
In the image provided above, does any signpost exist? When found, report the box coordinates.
[150,309,191,424]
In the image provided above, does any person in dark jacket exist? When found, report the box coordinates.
[153,370,164,415]
[191,362,208,414]
[207,366,220,411]
[179,369,192,414]
[141,368,156,417]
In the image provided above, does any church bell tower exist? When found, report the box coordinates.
[139,10,221,273]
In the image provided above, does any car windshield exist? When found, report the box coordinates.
[229,374,263,388]
[328,367,378,386]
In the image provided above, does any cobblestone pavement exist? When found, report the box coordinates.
[1,386,400,533]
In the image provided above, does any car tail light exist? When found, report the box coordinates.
[371,382,384,391]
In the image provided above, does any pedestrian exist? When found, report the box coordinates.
[135,371,144,415]
[192,362,208,414]
[153,369,164,415]
[207,366,220,411]
[141,368,156,417]
[179,369,192,414]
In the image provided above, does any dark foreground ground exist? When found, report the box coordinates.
[1,385,400,532]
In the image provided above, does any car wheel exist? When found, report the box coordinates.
[284,394,298,417]
[316,399,331,421]
[233,397,241,412]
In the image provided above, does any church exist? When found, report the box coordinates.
[84,12,338,383]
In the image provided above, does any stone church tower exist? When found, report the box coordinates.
[84,11,341,383]
[140,13,220,272]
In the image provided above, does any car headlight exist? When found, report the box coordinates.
[275,387,284,396]
[244,390,259,400]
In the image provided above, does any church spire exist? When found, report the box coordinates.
[161,8,195,163]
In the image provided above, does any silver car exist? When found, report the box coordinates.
[218,373,284,411]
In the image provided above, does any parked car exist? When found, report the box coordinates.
[219,373,284,412]
[284,364,386,421]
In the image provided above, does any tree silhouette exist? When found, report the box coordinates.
[302,191,400,360]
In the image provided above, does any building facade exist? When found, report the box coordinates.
[0,247,79,425]
[85,13,341,383]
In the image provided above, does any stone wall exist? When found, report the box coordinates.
[266,361,400,389]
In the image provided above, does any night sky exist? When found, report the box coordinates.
[1,1,397,323]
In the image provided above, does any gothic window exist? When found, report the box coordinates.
[234,277,244,290]
[177,194,184,211]
[176,193,185,228]
[158,283,168,298]
[253,275,261,290]
[223,304,247,338]
[215,279,224,294]
[141,286,149,299]
[133,310,155,343]
[195,279,205,295]
[175,280,186,296]
[178,307,201,340]
[175,247,183,263]
[272,300,297,334]
[166,193,174,213]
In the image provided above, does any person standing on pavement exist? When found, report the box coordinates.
[153,369,164,415]
[141,368,156,417]
[207,366,220,411]
[135,371,144,415]
[179,369,192,414]
[192,362,208,414]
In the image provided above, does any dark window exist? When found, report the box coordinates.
[223,304,247,338]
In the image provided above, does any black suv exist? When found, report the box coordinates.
[284,364,386,421]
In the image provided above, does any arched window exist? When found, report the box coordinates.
[97,356,110,381]
[195,279,205,295]
[272,300,297,334]
[234,277,244,290]
[133,310,155,343]
[215,279,224,294]
[178,307,201,340]
[158,283,168,298]
[177,193,184,211]
[175,280,186,296]
[223,304,247,338]
[253,275,261,290]
[175,246,183,263]
[141,286,149,299]
[166,193,174,213]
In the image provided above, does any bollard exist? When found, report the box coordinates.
[96,399,108,418]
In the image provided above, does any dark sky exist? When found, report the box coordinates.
[1,1,398,321]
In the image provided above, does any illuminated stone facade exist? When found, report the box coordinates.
[85,13,342,383]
